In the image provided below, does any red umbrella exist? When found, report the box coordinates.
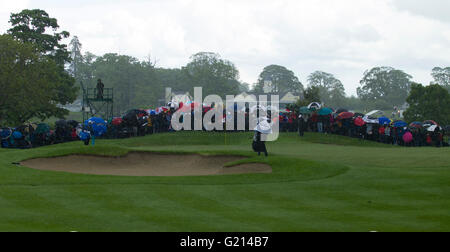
[423,120,438,126]
[354,117,366,127]
[409,122,423,128]
[337,112,355,120]
[179,105,191,113]
[112,117,123,126]
[203,106,212,113]
[190,102,201,109]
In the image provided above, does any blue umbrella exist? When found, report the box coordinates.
[318,108,333,116]
[12,131,23,139]
[379,117,391,125]
[0,128,12,139]
[393,120,408,128]
[84,117,107,137]
[300,107,312,114]
[79,131,90,141]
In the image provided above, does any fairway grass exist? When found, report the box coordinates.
[0,132,449,231]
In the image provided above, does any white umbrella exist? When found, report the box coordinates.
[363,116,379,124]
[254,117,273,134]
[366,110,384,118]
[308,102,322,110]
[167,101,179,109]
[427,125,442,132]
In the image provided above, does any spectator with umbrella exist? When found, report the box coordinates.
[82,117,107,146]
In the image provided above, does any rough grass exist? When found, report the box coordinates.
[0,132,449,232]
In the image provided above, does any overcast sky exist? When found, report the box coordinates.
[1,0,450,95]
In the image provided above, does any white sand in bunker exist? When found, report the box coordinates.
[21,152,272,177]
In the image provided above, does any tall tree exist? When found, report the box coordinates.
[431,67,450,92]
[307,71,346,107]
[357,67,412,109]
[254,65,303,94]
[404,83,450,125]
[8,9,70,65]
[69,36,83,78]
[0,35,75,125]
[68,36,84,96]
[182,52,240,97]
[5,9,77,122]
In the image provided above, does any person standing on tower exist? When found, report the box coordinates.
[96,79,105,99]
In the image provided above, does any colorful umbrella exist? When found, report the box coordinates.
[12,131,23,139]
[403,131,413,143]
[300,107,312,114]
[112,117,123,126]
[34,123,50,135]
[427,125,443,132]
[366,110,384,118]
[423,120,439,127]
[84,117,107,137]
[0,128,12,140]
[393,120,408,128]
[307,102,321,110]
[318,108,333,116]
[363,116,379,124]
[409,121,423,128]
[337,112,355,120]
[156,107,169,114]
[379,117,391,125]
[354,117,366,127]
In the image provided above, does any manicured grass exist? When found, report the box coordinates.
[0,132,449,231]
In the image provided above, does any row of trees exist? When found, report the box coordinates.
[1,9,449,126]
[69,47,244,113]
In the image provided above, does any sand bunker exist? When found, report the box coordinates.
[21,152,272,177]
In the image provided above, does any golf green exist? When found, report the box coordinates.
[0,132,449,231]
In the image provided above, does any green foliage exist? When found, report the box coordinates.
[307,71,346,107]
[182,52,241,98]
[404,83,450,125]
[8,9,70,65]
[254,65,303,94]
[71,51,243,113]
[431,67,450,92]
[0,35,76,125]
[68,36,83,82]
[357,67,412,109]
[93,53,157,112]
[296,86,321,108]
[1,9,77,125]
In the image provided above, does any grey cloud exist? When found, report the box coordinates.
[392,0,450,23]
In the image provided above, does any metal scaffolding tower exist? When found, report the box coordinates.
[81,82,114,122]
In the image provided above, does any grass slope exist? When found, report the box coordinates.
[0,132,449,231]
